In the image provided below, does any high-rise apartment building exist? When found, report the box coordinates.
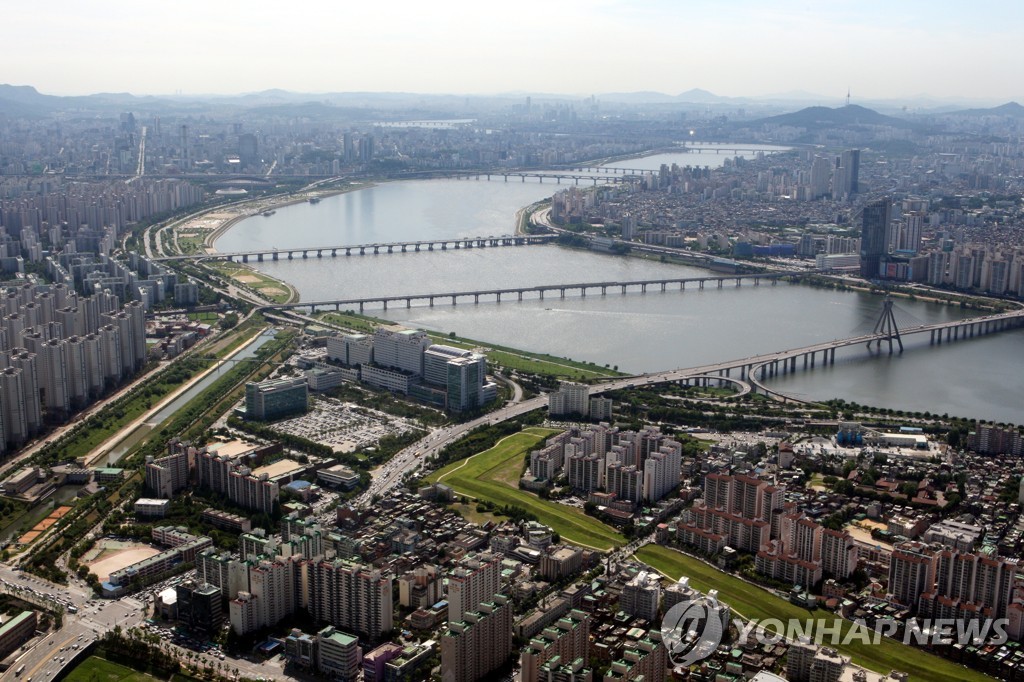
[447,552,502,624]
[619,571,662,622]
[520,609,591,682]
[441,594,513,682]
[548,381,590,417]
[310,558,393,641]
[145,442,191,498]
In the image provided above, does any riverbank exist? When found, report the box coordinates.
[201,181,374,251]
[83,325,268,467]
[315,310,623,381]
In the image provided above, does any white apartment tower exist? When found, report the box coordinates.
[447,552,502,624]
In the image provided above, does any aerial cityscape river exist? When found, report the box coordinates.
[215,149,1024,425]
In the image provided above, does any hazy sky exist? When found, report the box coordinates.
[4,0,1022,102]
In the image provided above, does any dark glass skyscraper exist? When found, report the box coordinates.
[860,197,891,279]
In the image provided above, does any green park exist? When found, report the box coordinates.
[425,428,625,551]
[636,544,993,682]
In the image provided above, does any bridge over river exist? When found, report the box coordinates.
[596,307,1024,404]
[264,271,803,312]
[155,234,556,263]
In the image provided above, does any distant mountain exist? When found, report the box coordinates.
[599,89,737,104]
[750,104,917,129]
[944,101,1024,118]
[0,84,60,117]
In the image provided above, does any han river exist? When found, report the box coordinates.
[215,148,1024,425]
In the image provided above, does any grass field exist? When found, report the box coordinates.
[66,656,160,682]
[425,428,625,551]
[206,261,294,304]
[635,545,993,682]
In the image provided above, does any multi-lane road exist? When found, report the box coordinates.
[0,564,279,681]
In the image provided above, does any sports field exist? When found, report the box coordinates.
[83,538,162,582]
[636,544,993,682]
[426,427,625,551]
[18,505,73,545]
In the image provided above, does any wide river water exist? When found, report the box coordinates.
[216,148,1024,425]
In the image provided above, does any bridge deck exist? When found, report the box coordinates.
[155,234,555,262]
[267,271,803,310]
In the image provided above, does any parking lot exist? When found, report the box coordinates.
[269,396,423,452]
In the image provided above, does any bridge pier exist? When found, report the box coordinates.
[601,286,607,295]
[242,255,249,263]
[451,296,457,306]
[383,300,388,311]
[699,280,705,290]
[790,357,796,373]
[474,294,479,304]
[331,249,337,257]
[539,290,544,300]
[621,285,627,294]
[257,254,263,262]
[429,297,434,307]
[829,348,836,365]
[317,250,323,258]
[406,299,411,308]
[718,280,723,288]
[288,252,295,259]
[358,302,363,313]
[735,278,741,286]
[641,284,647,293]
[661,283,666,292]
[518,291,523,301]
[303,251,309,259]
[560,289,565,299]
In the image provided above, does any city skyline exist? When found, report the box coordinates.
[3,0,1023,103]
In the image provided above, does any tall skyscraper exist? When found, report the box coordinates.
[839,149,860,196]
[859,197,892,280]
